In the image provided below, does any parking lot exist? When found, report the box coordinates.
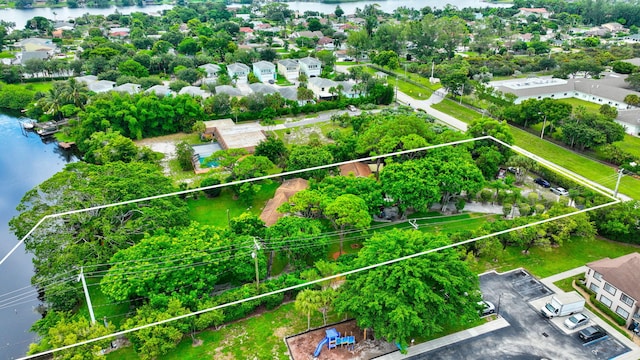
[407,269,631,360]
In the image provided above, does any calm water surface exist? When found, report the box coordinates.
[0,113,77,359]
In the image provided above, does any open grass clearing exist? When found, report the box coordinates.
[431,99,483,123]
[77,277,131,330]
[612,134,640,158]
[187,181,280,229]
[558,97,601,114]
[388,77,430,100]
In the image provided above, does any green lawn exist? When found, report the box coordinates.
[509,126,640,199]
[432,99,483,123]
[187,181,279,229]
[612,134,640,158]
[388,77,431,100]
[557,98,601,114]
[430,99,640,199]
[77,278,131,329]
[471,236,639,278]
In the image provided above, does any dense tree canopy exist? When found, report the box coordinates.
[335,230,481,350]
[10,162,189,310]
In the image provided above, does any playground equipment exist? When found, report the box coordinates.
[313,328,356,357]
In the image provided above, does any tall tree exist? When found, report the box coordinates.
[324,194,371,256]
[335,230,481,350]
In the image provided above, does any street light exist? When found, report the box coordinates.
[496,293,505,318]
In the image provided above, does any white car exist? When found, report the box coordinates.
[564,313,589,329]
[551,187,569,196]
[478,300,495,316]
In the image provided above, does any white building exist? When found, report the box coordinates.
[199,63,221,78]
[615,110,640,136]
[227,63,250,83]
[252,61,276,83]
[298,57,322,78]
[278,59,299,81]
[308,77,338,100]
[585,253,640,328]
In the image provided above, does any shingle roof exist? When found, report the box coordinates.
[309,77,337,88]
[228,63,250,73]
[299,57,321,66]
[278,87,298,101]
[259,178,309,226]
[252,60,275,70]
[278,59,298,68]
[616,109,640,126]
[249,83,277,94]
[215,85,242,97]
[113,83,141,94]
[587,253,640,301]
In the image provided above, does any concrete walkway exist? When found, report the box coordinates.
[374,317,510,360]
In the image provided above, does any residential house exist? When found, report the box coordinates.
[14,38,57,65]
[615,110,640,136]
[602,22,625,33]
[290,30,324,39]
[259,178,309,226]
[298,57,322,78]
[87,80,116,93]
[239,27,254,34]
[108,27,130,38]
[278,59,299,81]
[179,86,210,98]
[585,253,640,328]
[215,85,243,97]
[516,8,551,19]
[336,81,360,98]
[227,62,250,83]
[145,85,174,96]
[277,87,307,105]
[199,63,221,78]
[113,83,142,95]
[308,77,338,100]
[252,61,276,83]
[76,75,98,84]
[317,36,335,50]
[19,51,50,64]
[248,83,277,95]
[623,34,640,43]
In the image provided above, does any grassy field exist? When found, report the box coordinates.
[430,100,640,199]
[471,236,639,278]
[558,97,601,113]
[613,134,640,158]
[76,278,132,330]
[509,126,640,199]
[388,77,431,100]
[187,181,280,229]
[432,99,483,123]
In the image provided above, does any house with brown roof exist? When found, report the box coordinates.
[585,253,640,327]
[260,178,309,226]
[339,162,372,177]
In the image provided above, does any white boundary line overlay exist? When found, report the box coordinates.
[2,136,619,359]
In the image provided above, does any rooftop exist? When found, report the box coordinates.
[587,253,640,301]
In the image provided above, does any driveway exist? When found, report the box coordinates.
[406,269,631,360]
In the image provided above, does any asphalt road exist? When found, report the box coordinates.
[407,270,630,360]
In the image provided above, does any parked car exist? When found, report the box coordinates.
[478,300,495,316]
[551,187,569,196]
[578,325,607,342]
[347,105,357,112]
[507,166,520,174]
[534,178,551,188]
[564,313,589,329]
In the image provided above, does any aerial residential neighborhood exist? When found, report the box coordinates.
[2,0,640,359]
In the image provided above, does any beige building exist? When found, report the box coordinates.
[585,253,640,328]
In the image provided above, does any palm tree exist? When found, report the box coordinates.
[60,78,89,111]
[39,86,66,120]
[295,289,320,331]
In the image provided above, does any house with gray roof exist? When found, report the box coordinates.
[278,59,299,81]
[488,73,638,110]
[113,83,142,95]
[299,57,322,78]
[227,63,250,83]
[252,61,276,83]
[76,75,99,84]
[19,51,50,64]
[215,85,242,97]
[249,83,277,95]
[585,253,640,327]
[88,80,116,93]
[145,85,174,96]
[615,110,640,136]
[308,77,338,100]
[179,86,210,98]
[199,63,221,78]
[278,86,311,105]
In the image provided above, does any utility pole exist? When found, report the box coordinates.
[540,115,547,139]
[614,168,624,198]
[251,237,261,292]
[78,267,96,324]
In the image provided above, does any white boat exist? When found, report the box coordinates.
[22,121,35,130]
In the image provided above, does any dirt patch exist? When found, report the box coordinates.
[286,320,397,360]
[192,338,203,347]
[136,135,182,177]
[331,252,341,260]
[284,125,330,145]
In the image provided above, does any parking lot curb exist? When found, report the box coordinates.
[372,317,510,359]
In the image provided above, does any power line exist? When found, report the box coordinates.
[17,198,619,360]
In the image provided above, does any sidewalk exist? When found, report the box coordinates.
[374,317,510,360]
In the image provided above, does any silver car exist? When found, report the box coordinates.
[564,313,589,329]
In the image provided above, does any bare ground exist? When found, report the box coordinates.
[286,320,397,360]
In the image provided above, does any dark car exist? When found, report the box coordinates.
[578,325,607,343]
[534,178,551,188]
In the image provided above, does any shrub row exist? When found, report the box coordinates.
[576,280,627,326]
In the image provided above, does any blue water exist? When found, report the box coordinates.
[0,113,77,359]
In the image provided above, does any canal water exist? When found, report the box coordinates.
[0,112,77,359]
